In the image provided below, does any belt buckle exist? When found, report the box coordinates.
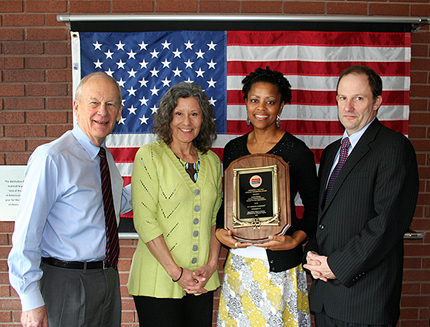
[103,259,108,270]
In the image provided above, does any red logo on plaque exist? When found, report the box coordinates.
[250,175,262,188]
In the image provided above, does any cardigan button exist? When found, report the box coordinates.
[193,231,199,237]
[193,218,199,225]
[319,224,325,230]
[194,189,200,195]
[194,205,200,212]
[192,257,197,264]
[193,245,198,251]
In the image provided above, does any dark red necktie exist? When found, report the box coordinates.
[99,147,119,269]
[324,137,351,204]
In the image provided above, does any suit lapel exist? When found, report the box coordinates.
[318,140,339,210]
[321,119,382,214]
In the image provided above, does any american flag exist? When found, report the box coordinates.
[72,30,411,219]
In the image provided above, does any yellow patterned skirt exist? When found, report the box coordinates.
[217,252,310,327]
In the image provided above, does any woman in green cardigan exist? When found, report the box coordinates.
[128,82,222,327]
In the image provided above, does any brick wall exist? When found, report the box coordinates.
[0,1,429,326]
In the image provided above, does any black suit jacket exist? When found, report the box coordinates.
[305,119,419,324]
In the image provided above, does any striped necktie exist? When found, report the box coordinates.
[99,147,119,269]
[324,137,351,204]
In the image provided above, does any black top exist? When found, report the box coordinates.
[218,132,319,272]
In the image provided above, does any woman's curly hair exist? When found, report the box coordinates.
[152,82,217,154]
[242,66,292,104]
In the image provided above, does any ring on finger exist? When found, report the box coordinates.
[234,241,239,248]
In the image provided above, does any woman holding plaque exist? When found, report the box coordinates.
[216,67,318,326]
[128,82,222,327]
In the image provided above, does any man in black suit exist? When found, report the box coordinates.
[304,65,419,326]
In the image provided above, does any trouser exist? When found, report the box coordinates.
[40,261,121,327]
[134,291,214,327]
[315,309,397,327]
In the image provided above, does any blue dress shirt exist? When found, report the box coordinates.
[326,117,376,185]
[8,124,132,312]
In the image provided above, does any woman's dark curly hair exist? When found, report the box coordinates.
[242,67,292,104]
[152,82,217,154]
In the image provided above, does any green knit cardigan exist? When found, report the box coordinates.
[128,140,222,298]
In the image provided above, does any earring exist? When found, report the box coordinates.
[246,116,250,127]
[276,114,281,128]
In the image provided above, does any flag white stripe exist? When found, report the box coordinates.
[227,75,410,91]
[106,133,157,148]
[107,133,341,151]
[228,45,410,62]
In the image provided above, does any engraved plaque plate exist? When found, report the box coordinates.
[224,154,291,243]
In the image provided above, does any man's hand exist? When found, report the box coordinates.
[304,251,336,282]
[21,305,48,327]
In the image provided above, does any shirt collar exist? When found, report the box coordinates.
[72,124,105,160]
[342,117,376,150]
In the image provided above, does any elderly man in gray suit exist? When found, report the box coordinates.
[304,65,419,327]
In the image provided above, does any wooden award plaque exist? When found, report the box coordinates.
[224,153,291,243]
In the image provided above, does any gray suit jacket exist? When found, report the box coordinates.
[305,118,419,324]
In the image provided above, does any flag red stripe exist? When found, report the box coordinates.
[227,61,410,77]
[227,120,408,136]
[111,147,324,165]
[227,90,409,106]
[109,147,139,163]
[312,149,324,164]
[210,147,224,160]
[109,120,407,163]
[227,30,410,47]
[295,206,304,219]
[110,146,226,164]
[109,119,407,164]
